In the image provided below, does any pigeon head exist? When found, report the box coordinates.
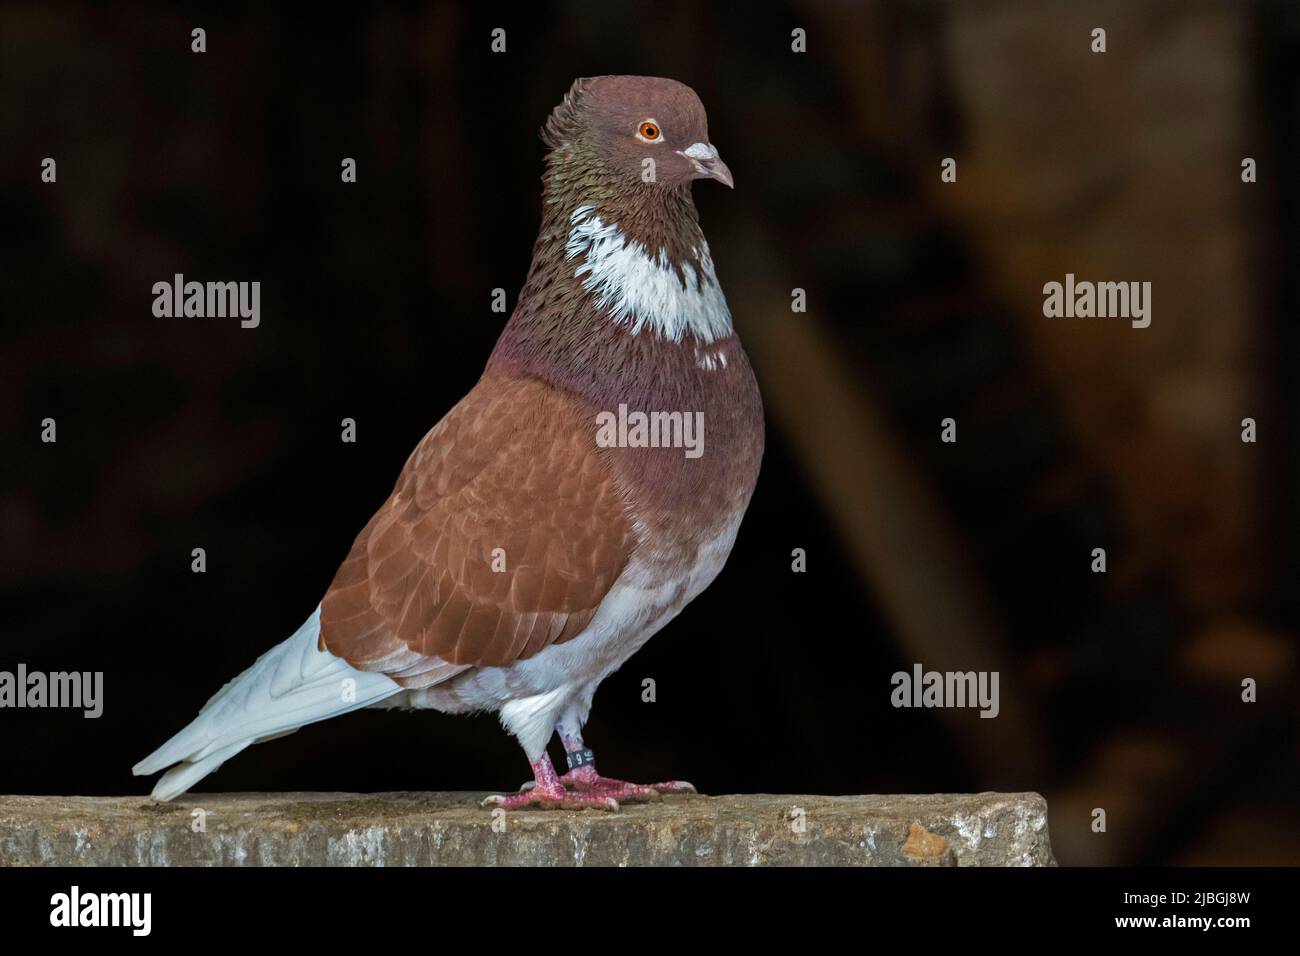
[542,75,733,189]
[493,74,737,373]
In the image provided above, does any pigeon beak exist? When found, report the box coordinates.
[679,142,734,189]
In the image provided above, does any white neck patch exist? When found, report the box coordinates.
[566,205,733,344]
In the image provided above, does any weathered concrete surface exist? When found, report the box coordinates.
[0,792,1055,866]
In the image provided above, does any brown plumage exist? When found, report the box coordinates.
[320,374,635,677]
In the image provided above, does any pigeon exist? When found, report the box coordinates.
[134,76,765,810]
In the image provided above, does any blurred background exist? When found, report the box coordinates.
[2,1,1297,865]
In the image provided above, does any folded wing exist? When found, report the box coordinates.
[320,373,635,683]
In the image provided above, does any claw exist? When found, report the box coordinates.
[651,780,697,794]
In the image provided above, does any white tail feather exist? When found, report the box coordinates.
[133,606,402,800]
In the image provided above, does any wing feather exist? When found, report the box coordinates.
[320,374,634,682]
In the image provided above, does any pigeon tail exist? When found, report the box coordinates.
[133,605,403,801]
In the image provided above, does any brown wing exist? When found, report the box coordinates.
[319,373,635,686]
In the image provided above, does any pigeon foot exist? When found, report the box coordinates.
[481,784,619,812]
[524,765,696,802]
[483,753,623,811]
[483,753,698,811]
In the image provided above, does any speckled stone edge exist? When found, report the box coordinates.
[0,791,1055,866]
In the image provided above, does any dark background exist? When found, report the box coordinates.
[2,1,1297,865]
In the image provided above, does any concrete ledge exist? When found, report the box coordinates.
[0,792,1055,866]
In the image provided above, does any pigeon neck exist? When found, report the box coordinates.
[494,152,734,363]
[540,152,705,268]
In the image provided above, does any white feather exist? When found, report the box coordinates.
[133,606,402,800]
[566,206,733,344]
[498,685,573,759]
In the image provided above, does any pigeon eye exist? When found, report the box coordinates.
[637,121,662,142]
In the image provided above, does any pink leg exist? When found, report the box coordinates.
[481,752,619,811]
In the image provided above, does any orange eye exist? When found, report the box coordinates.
[638,121,661,141]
